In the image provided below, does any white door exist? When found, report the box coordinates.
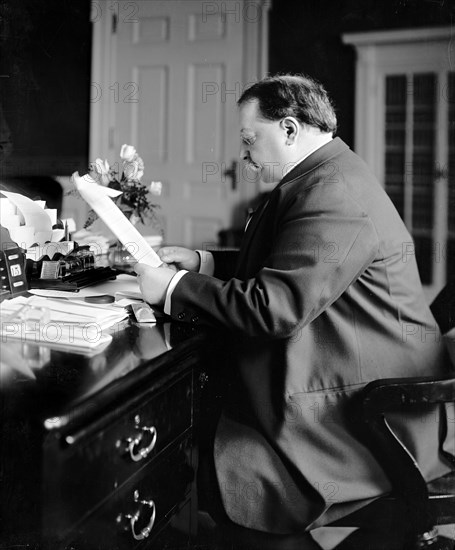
[91,0,269,249]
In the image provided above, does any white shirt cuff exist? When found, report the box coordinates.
[196,250,215,276]
[163,251,214,316]
[163,270,188,315]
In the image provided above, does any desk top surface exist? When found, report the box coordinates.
[1,318,205,430]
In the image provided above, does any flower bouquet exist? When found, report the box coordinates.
[84,144,162,230]
[69,144,162,265]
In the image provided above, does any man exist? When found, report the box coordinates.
[134,74,453,533]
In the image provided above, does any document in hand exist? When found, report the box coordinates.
[0,295,128,352]
[72,172,162,268]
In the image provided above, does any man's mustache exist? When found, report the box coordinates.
[244,159,261,172]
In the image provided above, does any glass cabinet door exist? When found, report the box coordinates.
[343,28,453,299]
[384,72,442,287]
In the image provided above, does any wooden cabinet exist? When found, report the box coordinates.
[0,322,206,549]
[59,438,194,549]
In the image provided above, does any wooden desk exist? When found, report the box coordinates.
[0,319,206,549]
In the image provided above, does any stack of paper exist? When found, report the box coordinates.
[0,191,65,248]
[0,295,128,352]
[70,228,112,255]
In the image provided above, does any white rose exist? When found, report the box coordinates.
[123,160,140,181]
[150,181,162,196]
[120,144,137,162]
[136,156,144,180]
[90,158,111,186]
[123,156,144,181]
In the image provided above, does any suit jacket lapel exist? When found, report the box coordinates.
[235,195,271,273]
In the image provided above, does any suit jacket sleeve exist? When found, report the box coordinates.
[210,249,239,280]
[171,183,379,338]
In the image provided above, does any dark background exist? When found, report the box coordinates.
[269,0,454,147]
[0,0,453,177]
[0,0,92,177]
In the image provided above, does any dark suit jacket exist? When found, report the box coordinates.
[171,138,454,533]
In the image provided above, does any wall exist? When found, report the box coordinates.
[0,0,92,178]
[268,0,454,148]
[1,0,452,175]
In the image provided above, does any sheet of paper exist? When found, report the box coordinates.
[1,191,54,247]
[1,191,52,233]
[0,291,131,354]
[1,295,128,331]
[51,229,65,242]
[72,172,162,268]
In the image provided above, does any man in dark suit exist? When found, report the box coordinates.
[134,75,454,533]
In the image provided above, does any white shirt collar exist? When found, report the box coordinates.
[283,135,333,178]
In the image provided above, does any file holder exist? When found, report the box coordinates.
[29,266,118,291]
[0,247,29,301]
[27,243,118,291]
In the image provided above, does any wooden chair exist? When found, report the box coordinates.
[200,372,455,550]
[196,285,455,550]
[331,282,455,549]
[331,375,455,549]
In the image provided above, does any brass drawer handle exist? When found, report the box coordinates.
[125,491,156,541]
[126,426,157,462]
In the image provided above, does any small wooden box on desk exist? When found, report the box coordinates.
[0,320,206,549]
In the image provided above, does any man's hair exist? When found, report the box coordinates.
[237,74,337,134]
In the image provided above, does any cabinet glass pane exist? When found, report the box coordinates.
[384,75,406,218]
[384,73,437,285]
[412,74,436,231]
[412,73,436,285]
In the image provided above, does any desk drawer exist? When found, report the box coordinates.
[44,371,193,536]
[59,438,194,550]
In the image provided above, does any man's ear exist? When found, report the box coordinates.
[280,117,300,144]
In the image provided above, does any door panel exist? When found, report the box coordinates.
[113,0,247,248]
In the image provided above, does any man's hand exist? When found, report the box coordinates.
[134,264,176,306]
[157,246,200,272]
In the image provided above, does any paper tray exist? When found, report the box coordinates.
[29,267,117,291]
